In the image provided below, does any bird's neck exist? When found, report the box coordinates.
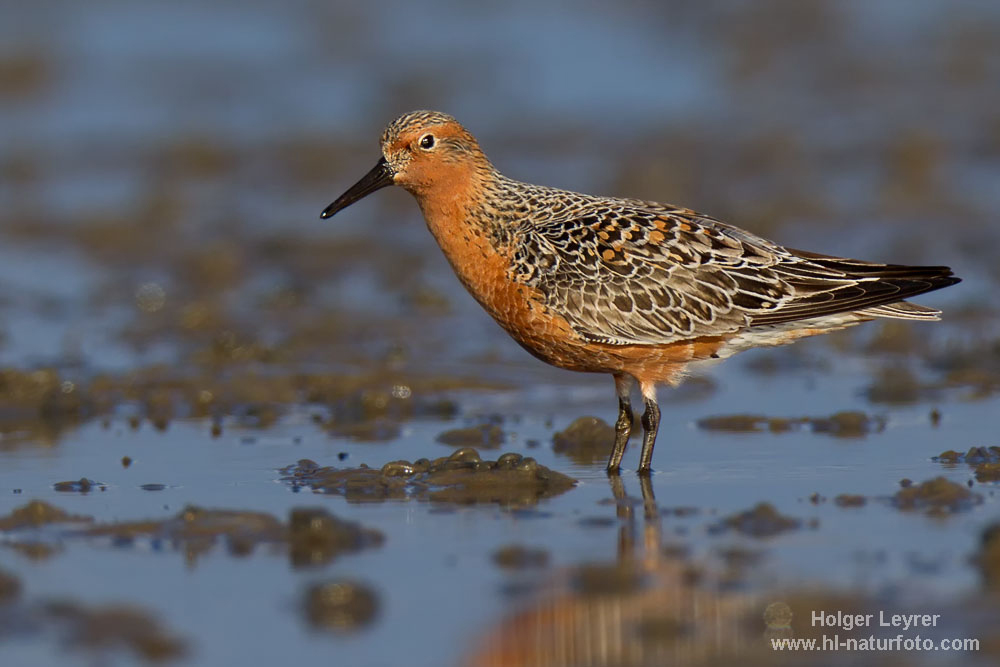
[413,167,512,249]
[411,169,519,305]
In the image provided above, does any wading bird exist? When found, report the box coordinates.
[322,111,959,474]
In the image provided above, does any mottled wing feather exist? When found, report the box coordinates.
[509,198,958,346]
[509,204,792,345]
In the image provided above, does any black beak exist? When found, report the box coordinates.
[320,157,395,219]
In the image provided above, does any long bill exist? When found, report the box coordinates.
[320,157,394,219]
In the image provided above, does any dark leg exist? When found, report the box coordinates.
[606,375,634,474]
[637,396,660,475]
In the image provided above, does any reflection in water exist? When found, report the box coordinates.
[467,476,757,667]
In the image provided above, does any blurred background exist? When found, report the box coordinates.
[2,1,1000,666]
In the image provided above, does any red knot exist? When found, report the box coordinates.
[322,110,960,474]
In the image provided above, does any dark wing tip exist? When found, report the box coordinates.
[749,258,962,327]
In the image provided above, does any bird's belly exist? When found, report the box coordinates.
[456,259,596,370]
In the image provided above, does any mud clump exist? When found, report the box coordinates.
[891,476,981,516]
[810,412,883,437]
[288,508,385,568]
[304,579,379,633]
[974,463,1000,483]
[696,411,883,438]
[436,423,505,449]
[552,416,616,465]
[6,542,60,561]
[714,503,803,538]
[280,448,576,508]
[327,419,401,442]
[864,366,932,405]
[933,446,1000,483]
[84,506,286,556]
[0,566,186,661]
[0,52,49,99]
[8,503,380,567]
[0,500,93,530]
[697,414,788,433]
[492,545,551,570]
[0,357,487,450]
[44,602,188,662]
[53,478,107,493]
[933,446,1000,465]
[974,523,1000,591]
[73,505,383,567]
[0,568,22,602]
[0,368,91,444]
[834,494,867,508]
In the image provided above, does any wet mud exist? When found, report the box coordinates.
[552,416,617,465]
[436,423,506,449]
[934,447,1000,483]
[0,569,186,663]
[492,545,551,570]
[303,580,380,633]
[3,1,1000,665]
[891,477,982,516]
[1,502,384,568]
[280,448,576,507]
[712,503,806,538]
[697,411,885,438]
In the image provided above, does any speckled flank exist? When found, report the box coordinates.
[323,110,961,473]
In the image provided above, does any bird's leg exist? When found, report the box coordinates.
[606,396,633,473]
[606,374,634,474]
[637,383,660,475]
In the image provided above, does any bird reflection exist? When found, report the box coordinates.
[466,476,758,667]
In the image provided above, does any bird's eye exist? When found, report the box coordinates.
[419,134,435,149]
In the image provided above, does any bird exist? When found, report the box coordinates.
[321,110,960,475]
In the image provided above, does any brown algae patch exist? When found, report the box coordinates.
[436,423,505,448]
[0,568,186,662]
[864,366,934,405]
[933,446,1000,465]
[280,447,576,507]
[552,416,616,465]
[287,508,385,568]
[0,358,490,448]
[975,464,1000,483]
[84,506,383,566]
[303,579,379,633]
[0,368,92,445]
[0,504,384,567]
[974,523,1000,591]
[42,602,188,662]
[0,567,22,602]
[834,494,867,508]
[933,446,1000,483]
[0,500,93,530]
[891,476,981,516]
[53,478,107,493]
[492,545,551,570]
[696,411,884,438]
[712,503,804,538]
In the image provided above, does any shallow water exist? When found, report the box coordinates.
[2,1,1000,666]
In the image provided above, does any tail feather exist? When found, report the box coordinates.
[857,301,941,321]
[749,250,960,327]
